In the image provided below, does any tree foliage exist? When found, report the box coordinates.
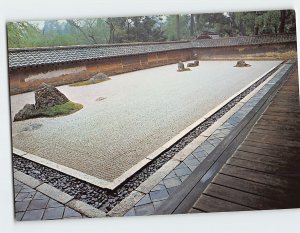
[7,10,296,48]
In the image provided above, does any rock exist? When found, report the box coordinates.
[178,61,185,71]
[234,60,251,67]
[187,60,199,67]
[35,83,69,109]
[89,73,108,83]
[14,84,71,121]
[14,104,36,121]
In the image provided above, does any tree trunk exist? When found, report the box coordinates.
[254,25,259,35]
[190,14,195,37]
[176,15,180,40]
[279,10,286,34]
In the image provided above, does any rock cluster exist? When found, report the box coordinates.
[234,60,251,67]
[89,73,109,83]
[14,84,69,121]
[187,60,200,67]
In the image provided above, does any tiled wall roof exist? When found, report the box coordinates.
[8,34,296,69]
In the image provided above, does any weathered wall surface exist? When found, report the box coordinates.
[9,42,297,95]
[194,42,297,60]
[9,49,193,94]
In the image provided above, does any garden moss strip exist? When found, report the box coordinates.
[69,78,111,87]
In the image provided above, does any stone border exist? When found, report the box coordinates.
[13,169,107,218]
[107,63,287,216]
[12,63,282,190]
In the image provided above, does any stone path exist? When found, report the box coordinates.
[14,179,85,221]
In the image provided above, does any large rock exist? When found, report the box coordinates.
[178,61,185,71]
[14,84,70,121]
[89,73,109,83]
[187,60,199,67]
[234,60,251,67]
[14,104,36,121]
[35,84,69,109]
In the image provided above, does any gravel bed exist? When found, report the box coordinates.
[13,63,282,213]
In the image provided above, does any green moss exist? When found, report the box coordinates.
[177,68,191,72]
[40,101,83,117]
[69,78,110,87]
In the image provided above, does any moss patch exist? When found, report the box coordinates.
[177,68,191,72]
[40,101,83,117]
[69,78,111,87]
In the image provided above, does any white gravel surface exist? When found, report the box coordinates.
[11,60,282,182]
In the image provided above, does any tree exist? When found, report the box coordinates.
[7,22,41,48]
[176,15,180,40]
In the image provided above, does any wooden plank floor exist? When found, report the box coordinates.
[190,68,300,213]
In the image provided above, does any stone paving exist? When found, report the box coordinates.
[123,64,291,216]
[14,179,85,221]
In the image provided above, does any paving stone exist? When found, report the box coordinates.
[153,200,165,211]
[63,207,82,218]
[14,171,42,189]
[23,192,36,201]
[220,122,235,129]
[193,146,205,154]
[134,203,155,216]
[33,192,49,200]
[67,200,106,218]
[15,211,25,221]
[20,186,35,193]
[108,191,144,217]
[15,192,31,202]
[175,162,188,170]
[151,184,166,192]
[184,158,200,168]
[47,199,64,208]
[135,194,152,207]
[27,199,49,210]
[184,154,197,161]
[42,207,64,220]
[124,208,136,217]
[219,128,231,136]
[193,150,208,161]
[163,177,182,189]
[188,165,198,171]
[14,185,22,193]
[37,183,73,204]
[179,175,189,182]
[149,189,169,202]
[174,167,192,177]
[200,141,215,154]
[164,171,177,179]
[15,200,30,212]
[22,209,45,221]
[14,180,22,186]
[207,137,221,147]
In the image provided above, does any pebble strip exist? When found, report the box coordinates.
[12,62,283,214]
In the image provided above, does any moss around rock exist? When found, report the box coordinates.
[70,73,110,87]
[14,84,83,121]
[14,101,83,121]
[187,60,200,67]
